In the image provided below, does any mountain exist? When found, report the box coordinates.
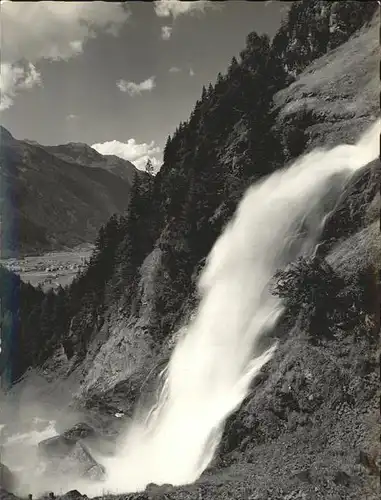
[44,142,137,185]
[0,2,379,499]
[0,128,143,257]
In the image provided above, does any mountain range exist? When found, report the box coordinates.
[0,127,143,257]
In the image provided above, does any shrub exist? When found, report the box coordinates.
[271,255,372,339]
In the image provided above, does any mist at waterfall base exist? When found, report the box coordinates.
[2,120,379,497]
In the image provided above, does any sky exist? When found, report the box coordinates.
[0,0,289,171]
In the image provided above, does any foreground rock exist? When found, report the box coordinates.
[145,483,174,497]
[55,441,105,481]
[39,435,77,459]
[0,488,20,500]
[62,422,96,441]
[57,492,85,500]
[39,422,99,453]
[38,423,106,483]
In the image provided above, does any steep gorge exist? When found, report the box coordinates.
[0,2,380,499]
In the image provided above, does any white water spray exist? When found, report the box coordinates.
[4,120,380,496]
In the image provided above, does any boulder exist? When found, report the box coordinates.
[0,488,20,500]
[39,423,98,458]
[38,435,75,458]
[62,423,96,441]
[292,469,312,483]
[333,470,351,487]
[358,450,379,475]
[47,441,106,482]
[38,423,105,483]
[145,482,174,497]
[58,490,86,500]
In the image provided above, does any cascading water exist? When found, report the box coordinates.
[3,120,380,496]
[81,119,379,495]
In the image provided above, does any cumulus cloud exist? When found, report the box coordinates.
[161,25,173,40]
[0,1,130,109]
[1,1,130,64]
[0,62,42,111]
[91,139,162,172]
[154,0,214,19]
[169,66,181,73]
[66,114,79,121]
[189,67,195,77]
[116,77,156,96]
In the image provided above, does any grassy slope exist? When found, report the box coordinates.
[273,13,379,150]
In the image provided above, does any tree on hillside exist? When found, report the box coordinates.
[270,255,373,338]
[145,158,155,176]
[163,135,172,165]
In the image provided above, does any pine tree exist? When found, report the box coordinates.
[163,135,172,164]
[145,158,155,176]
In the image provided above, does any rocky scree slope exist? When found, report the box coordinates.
[0,127,141,256]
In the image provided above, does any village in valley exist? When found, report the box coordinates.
[0,247,93,291]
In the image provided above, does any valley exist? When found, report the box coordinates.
[0,246,93,291]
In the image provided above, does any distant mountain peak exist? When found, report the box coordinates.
[64,141,96,151]
[0,126,14,142]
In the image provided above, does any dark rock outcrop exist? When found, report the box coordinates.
[43,440,105,482]
[62,423,96,442]
[316,158,380,258]
[0,488,20,500]
[38,424,106,483]
[39,423,98,457]
[145,482,174,497]
[0,464,15,494]
[39,436,76,459]
[57,491,84,500]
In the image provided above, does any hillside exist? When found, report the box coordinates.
[0,1,379,499]
[44,143,137,185]
[0,127,141,257]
